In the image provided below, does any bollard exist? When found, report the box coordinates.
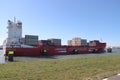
[8,50,14,61]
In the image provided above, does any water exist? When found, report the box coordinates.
[112,48,120,53]
[0,49,5,63]
[0,50,2,54]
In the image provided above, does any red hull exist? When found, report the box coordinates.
[6,43,106,56]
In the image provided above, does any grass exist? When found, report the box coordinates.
[0,54,120,80]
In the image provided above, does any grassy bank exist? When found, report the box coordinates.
[0,54,120,80]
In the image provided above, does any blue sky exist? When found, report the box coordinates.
[0,0,120,46]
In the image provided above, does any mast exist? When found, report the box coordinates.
[14,17,16,23]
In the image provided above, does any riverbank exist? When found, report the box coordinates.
[0,54,120,80]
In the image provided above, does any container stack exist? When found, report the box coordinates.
[24,35,38,45]
[68,37,87,46]
[89,40,100,46]
[48,38,61,46]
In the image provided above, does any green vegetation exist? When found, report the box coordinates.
[0,54,120,80]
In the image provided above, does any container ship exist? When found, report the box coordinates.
[3,19,106,56]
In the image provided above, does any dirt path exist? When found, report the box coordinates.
[103,74,120,80]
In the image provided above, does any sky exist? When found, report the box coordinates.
[0,0,120,46]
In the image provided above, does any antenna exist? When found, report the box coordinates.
[14,17,16,23]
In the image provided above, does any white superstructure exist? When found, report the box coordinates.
[6,18,22,47]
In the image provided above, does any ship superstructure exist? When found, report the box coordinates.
[6,18,22,47]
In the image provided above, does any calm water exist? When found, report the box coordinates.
[112,48,120,53]
[0,50,2,54]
